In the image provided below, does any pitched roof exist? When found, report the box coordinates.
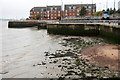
[30,7,46,12]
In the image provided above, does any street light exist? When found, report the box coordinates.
[92,0,93,17]
[61,0,63,20]
[106,0,108,10]
[114,0,115,10]
[113,0,115,17]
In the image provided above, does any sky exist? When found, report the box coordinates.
[0,0,120,19]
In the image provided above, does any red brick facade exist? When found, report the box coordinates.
[30,4,96,20]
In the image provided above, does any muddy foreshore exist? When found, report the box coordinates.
[35,36,119,79]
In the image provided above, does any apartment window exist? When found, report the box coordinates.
[89,6,91,8]
[58,14,60,16]
[55,7,57,10]
[69,6,71,9]
[37,12,39,14]
[84,6,87,8]
[73,6,76,9]
[93,9,95,12]
[77,10,79,12]
[51,8,53,10]
[58,11,60,13]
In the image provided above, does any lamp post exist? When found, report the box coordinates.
[92,0,93,17]
[113,0,115,17]
[61,0,63,20]
[114,0,115,10]
[106,0,108,10]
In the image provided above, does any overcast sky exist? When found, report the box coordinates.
[0,0,120,19]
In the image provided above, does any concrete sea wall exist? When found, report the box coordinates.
[47,23,120,44]
[8,21,47,29]
[47,23,99,36]
[99,25,120,44]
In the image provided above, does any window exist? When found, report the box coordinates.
[69,6,71,9]
[51,8,53,10]
[58,14,60,16]
[84,6,87,8]
[58,11,61,13]
[65,10,67,12]
[89,6,91,8]
[73,6,76,9]
[55,7,57,10]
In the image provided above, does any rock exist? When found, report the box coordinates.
[58,65,62,67]
[0,71,8,74]
[42,62,46,65]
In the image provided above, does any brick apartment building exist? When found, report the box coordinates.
[46,6,62,20]
[29,4,96,20]
[64,4,96,17]
[30,6,62,20]
[30,7,46,20]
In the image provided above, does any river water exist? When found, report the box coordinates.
[1,21,68,78]
[1,21,115,78]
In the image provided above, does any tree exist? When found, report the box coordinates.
[109,8,114,15]
[102,9,105,12]
[93,11,103,16]
[79,7,86,16]
[36,14,41,20]
[117,9,120,14]
[57,16,61,19]
[106,8,109,12]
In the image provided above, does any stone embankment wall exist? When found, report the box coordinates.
[8,21,47,29]
[47,23,120,44]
